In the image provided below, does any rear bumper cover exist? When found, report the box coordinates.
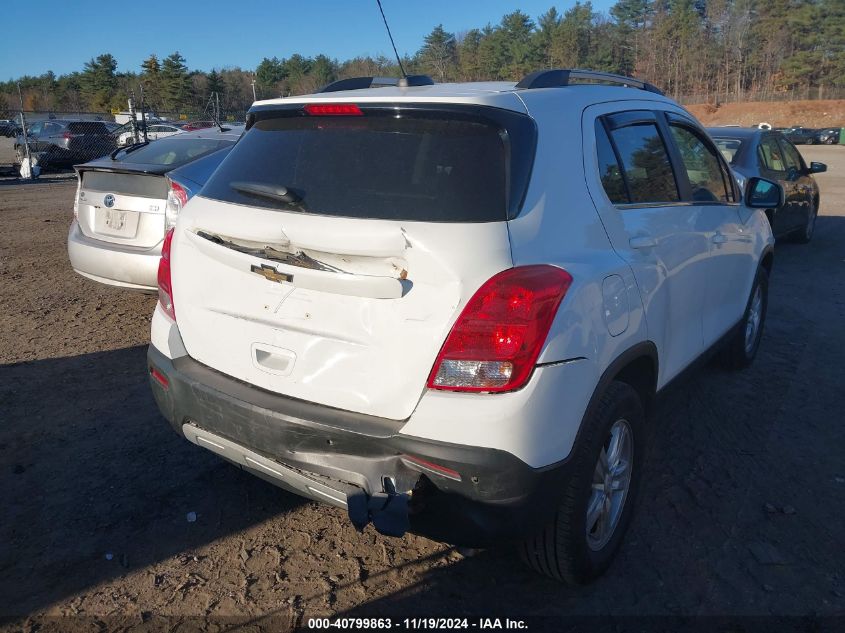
[147,345,573,546]
[67,221,160,291]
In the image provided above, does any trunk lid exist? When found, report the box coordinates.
[76,168,167,247]
[169,102,536,420]
[75,134,237,247]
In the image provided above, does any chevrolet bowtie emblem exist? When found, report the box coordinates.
[250,264,293,284]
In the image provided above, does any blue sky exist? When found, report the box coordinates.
[1,0,616,80]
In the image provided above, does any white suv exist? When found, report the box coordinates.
[147,70,779,583]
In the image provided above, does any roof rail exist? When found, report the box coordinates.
[516,69,664,95]
[319,75,435,93]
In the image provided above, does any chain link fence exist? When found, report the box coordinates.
[678,86,845,106]
[0,94,246,178]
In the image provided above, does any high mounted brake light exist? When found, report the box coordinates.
[427,265,573,393]
[303,103,363,116]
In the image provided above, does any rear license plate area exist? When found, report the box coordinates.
[94,207,140,237]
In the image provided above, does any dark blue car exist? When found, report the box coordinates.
[707,127,827,243]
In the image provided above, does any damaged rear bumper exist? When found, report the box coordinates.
[147,345,573,547]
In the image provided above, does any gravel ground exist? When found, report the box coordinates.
[1,146,844,631]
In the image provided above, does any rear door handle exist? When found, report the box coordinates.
[712,233,730,244]
[629,235,657,249]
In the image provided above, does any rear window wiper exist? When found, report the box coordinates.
[230,181,304,208]
[110,141,149,160]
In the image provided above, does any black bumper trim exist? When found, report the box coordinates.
[148,346,574,546]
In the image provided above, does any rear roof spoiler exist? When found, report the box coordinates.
[319,75,434,93]
[516,69,664,95]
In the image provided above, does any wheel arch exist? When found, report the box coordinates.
[578,342,659,439]
[760,246,774,278]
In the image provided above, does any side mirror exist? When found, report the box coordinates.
[745,177,784,209]
[809,161,827,174]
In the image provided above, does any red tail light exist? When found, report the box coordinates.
[304,103,363,116]
[170,181,188,207]
[165,179,188,230]
[427,265,572,393]
[157,228,176,321]
[62,132,72,140]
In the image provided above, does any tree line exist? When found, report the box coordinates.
[2,0,842,117]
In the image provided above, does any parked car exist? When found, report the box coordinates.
[815,127,841,145]
[147,70,780,584]
[117,122,185,147]
[14,120,117,167]
[0,119,21,137]
[782,126,818,144]
[67,128,241,291]
[181,120,216,131]
[708,127,826,242]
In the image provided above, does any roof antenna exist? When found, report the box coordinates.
[375,0,408,85]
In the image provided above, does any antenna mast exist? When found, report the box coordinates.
[375,0,407,79]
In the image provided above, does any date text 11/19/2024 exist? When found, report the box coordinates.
[307,617,529,630]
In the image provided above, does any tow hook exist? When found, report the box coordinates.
[347,477,410,537]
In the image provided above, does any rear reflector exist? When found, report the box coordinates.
[150,366,169,389]
[401,455,462,482]
[304,103,363,116]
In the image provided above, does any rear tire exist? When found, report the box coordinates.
[719,267,768,369]
[519,381,644,584]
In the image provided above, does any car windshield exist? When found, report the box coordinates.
[711,137,744,164]
[117,136,234,167]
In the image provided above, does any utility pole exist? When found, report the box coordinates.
[139,84,148,143]
[16,82,32,177]
[251,79,257,102]
[128,92,139,144]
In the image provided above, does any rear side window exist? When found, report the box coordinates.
[669,125,733,203]
[595,122,628,204]
[118,137,234,167]
[602,122,679,204]
[201,105,537,222]
[67,122,110,135]
[759,137,785,171]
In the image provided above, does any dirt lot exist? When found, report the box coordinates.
[1,146,844,631]
[687,99,845,128]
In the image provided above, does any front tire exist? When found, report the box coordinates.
[792,199,817,244]
[719,267,768,369]
[520,381,645,584]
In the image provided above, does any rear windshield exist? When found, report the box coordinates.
[118,136,235,167]
[67,122,110,135]
[711,137,744,164]
[201,105,536,222]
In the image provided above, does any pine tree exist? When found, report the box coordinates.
[418,25,457,82]
[81,54,118,110]
[161,51,191,111]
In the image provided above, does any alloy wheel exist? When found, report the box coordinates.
[586,419,633,551]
